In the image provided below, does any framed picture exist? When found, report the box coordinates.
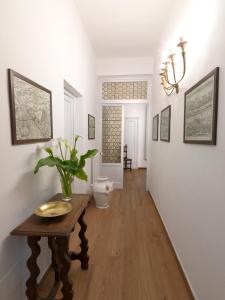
[88,114,95,140]
[152,114,159,141]
[160,105,171,142]
[184,67,219,144]
[8,69,53,145]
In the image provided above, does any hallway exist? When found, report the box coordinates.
[39,169,193,300]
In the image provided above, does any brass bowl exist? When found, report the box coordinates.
[35,201,72,218]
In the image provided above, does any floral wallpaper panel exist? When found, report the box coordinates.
[102,106,122,163]
[102,81,148,100]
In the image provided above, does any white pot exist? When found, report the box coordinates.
[92,181,113,209]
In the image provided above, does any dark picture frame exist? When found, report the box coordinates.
[88,114,95,140]
[160,105,171,142]
[8,69,53,145]
[152,114,159,141]
[183,67,219,145]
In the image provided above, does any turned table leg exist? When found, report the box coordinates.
[69,209,89,270]
[26,236,41,300]
[56,236,74,300]
[78,209,89,270]
[48,237,60,282]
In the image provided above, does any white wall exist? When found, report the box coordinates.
[0,1,97,299]
[148,0,225,299]
[97,56,153,76]
[124,104,147,168]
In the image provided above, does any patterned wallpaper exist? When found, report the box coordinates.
[102,106,122,163]
[102,81,148,100]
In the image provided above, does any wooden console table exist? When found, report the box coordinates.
[11,193,90,300]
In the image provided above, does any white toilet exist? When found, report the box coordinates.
[92,176,113,209]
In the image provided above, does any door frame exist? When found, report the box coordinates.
[124,117,139,169]
[98,75,151,190]
[64,90,76,143]
[64,81,85,193]
[100,103,124,189]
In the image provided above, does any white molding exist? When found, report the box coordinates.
[101,102,126,107]
[64,80,82,97]
[98,74,152,81]
[100,99,148,104]
[101,163,122,166]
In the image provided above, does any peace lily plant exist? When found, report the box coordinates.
[34,136,98,201]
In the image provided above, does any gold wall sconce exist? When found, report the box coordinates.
[160,37,187,95]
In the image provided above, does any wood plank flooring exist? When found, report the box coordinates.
[39,169,194,300]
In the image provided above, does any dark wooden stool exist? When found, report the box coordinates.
[11,193,89,300]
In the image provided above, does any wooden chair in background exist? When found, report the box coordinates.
[123,144,132,171]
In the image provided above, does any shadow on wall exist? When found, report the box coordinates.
[0,235,27,295]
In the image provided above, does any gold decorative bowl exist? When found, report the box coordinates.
[35,201,72,218]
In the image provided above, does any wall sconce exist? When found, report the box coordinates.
[159,37,187,95]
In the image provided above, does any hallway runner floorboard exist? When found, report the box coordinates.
[38,169,194,300]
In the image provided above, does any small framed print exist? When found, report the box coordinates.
[160,105,171,142]
[152,114,159,141]
[8,69,53,145]
[184,67,219,145]
[88,114,95,140]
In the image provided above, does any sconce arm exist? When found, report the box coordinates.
[163,86,174,95]
[175,50,186,85]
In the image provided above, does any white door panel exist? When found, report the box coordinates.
[124,118,138,169]
[64,93,74,144]
[64,91,85,193]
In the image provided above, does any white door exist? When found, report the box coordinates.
[124,118,138,169]
[64,92,75,144]
[64,91,85,193]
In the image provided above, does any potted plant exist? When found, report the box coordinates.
[34,136,98,201]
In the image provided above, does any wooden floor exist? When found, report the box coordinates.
[39,169,194,300]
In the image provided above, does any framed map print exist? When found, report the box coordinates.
[183,67,219,145]
[160,105,171,142]
[8,69,53,145]
[88,114,95,140]
[152,114,159,141]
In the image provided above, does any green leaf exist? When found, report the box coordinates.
[80,149,98,160]
[34,156,63,174]
[74,169,88,181]
[61,160,79,175]
[70,148,78,161]
[79,149,98,168]
[34,148,98,181]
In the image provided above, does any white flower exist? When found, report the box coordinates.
[63,140,73,150]
[36,139,59,155]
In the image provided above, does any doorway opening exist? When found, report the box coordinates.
[99,77,150,190]
[124,117,138,169]
[123,103,147,173]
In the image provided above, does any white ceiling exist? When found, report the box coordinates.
[75,0,172,58]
